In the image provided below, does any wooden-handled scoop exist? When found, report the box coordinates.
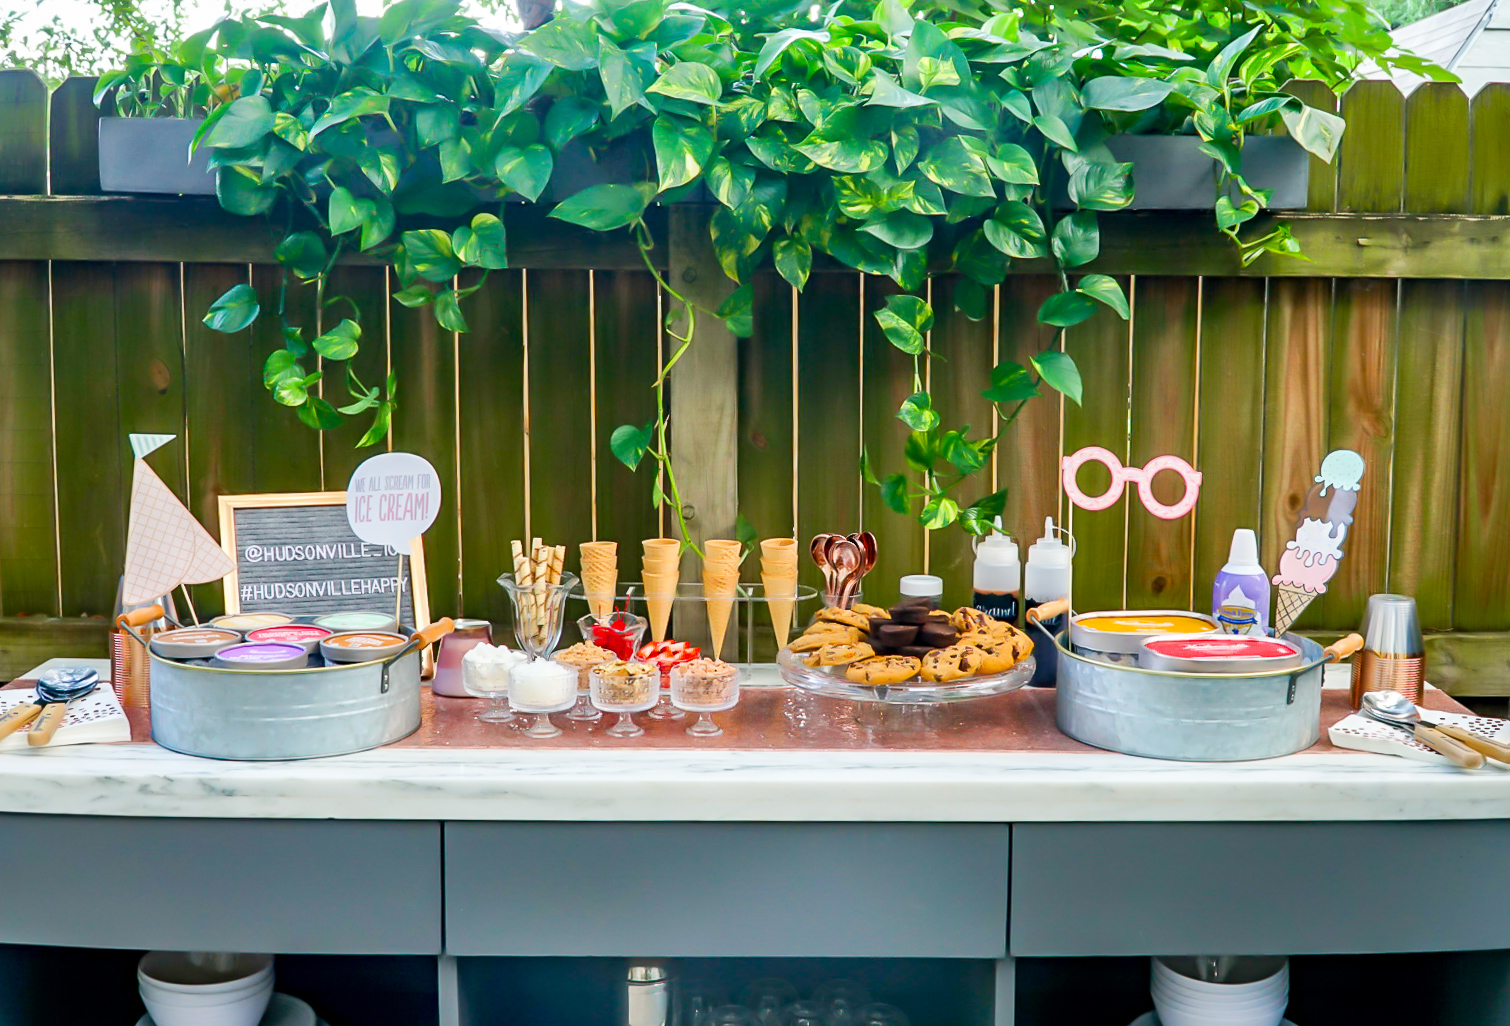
[0,666,101,747]
[0,701,45,743]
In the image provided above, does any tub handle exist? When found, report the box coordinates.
[1323,633,1364,662]
[116,604,171,650]
[379,617,456,694]
[1027,599,1069,625]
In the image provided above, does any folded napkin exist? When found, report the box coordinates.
[1330,705,1510,765]
[0,685,130,750]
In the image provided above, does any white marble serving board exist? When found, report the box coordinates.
[1330,706,1510,765]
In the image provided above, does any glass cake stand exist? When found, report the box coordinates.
[776,649,1036,730]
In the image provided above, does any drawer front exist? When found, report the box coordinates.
[0,815,441,953]
[445,822,1009,957]
[1012,822,1510,955]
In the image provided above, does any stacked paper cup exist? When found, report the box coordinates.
[702,539,742,659]
[642,539,681,642]
[580,541,619,618]
[1151,956,1289,1026]
[760,538,799,649]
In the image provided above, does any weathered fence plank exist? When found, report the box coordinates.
[592,270,661,550]
[48,76,105,196]
[1337,80,1405,214]
[1455,281,1510,631]
[0,70,48,195]
[1406,83,1471,214]
[1192,277,1268,604]
[0,260,58,616]
[321,266,391,490]
[1470,84,1510,216]
[248,265,323,495]
[1126,276,1200,611]
[994,276,1062,566]
[1283,79,1339,213]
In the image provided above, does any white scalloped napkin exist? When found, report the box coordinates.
[1330,705,1510,765]
[0,685,129,750]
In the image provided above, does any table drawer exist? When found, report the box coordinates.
[1012,822,1510,955]
[445,822,1009,957]
[0,815,441,953]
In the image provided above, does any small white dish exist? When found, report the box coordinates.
[138,993,318,1026]
[138,951,273,993]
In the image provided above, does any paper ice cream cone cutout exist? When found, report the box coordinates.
[122,455,236,606]
[579,541,619,617]
[702,540,742,659]
[1273,583,1316,635]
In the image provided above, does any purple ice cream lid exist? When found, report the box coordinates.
[215,642,307,662]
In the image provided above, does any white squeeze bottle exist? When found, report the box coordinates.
[971,518,1021,625]
[1024,517,1072,687]
[1213,527,1271,635]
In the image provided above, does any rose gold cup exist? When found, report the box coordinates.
[1353,593,1424,708]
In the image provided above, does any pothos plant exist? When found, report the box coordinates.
[98,0,1440,548]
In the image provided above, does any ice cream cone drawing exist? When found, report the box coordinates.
[1271,449,1364,633]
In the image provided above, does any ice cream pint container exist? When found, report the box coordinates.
[315,611,400,633]
[211,612,294,632]
[320,631,410,664]
[210,641,310,670]
[246,624,333,654]
[1212,528,1270,635]
[1140,633,1305,673]
[971,517,1021,626]
[150,627,242,661]
[1070,610,1221,666]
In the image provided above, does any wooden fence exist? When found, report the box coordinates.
[3,70,1510,689]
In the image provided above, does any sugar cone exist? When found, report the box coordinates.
[760,538,799,649]
[580,542,619,618]
[702,540,742,659]
[1273,583,1316,635]
[642,569,679,642]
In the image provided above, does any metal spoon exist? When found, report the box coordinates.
[1361,690,1484,768]
[1363,690,1510,764]
[829,539,862,609]
[0,667,101,747]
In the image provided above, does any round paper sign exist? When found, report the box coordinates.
[345,452,441,555]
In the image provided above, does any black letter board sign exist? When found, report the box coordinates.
[218,491,430,629]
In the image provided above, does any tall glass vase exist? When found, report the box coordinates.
[497,572,579,737]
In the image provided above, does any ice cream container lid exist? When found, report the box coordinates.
[319,631,410,663]
[314,611,400,632]
[150,627,243,660]
[210,642,310,670]
[1140,633,1305,673]
[247,624,333,653]
[1070,610,1220,654]
[211,612,294,631]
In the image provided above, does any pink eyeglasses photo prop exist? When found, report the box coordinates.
[1061,447,1203,520]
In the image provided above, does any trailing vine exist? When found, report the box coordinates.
[98,0,1446,543]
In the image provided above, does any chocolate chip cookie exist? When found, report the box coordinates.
[788,626,861,652]
[802,641,875,668]
[852,603,889,619]
[950,606,995,635]
[959,637,1015,674]
[814,606,871,632]
[920,644,985,683]
[844,654,922,686]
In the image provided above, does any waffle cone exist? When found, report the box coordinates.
[762,571,798,649]
[1273,583,1316,634]
[580,559,619,618]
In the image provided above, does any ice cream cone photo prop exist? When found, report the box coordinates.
[579,541,618,617]
[702,539,743,659]
[1271,448,1363,633]
[760,538,798,648]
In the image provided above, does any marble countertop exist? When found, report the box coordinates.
[3,661,1508,823]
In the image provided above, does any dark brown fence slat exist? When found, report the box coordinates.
[1260,278,1330,631]
[49,76,106,196]
[1391,280,1464,630]
[0,70,48,195]
[1282,79,1339,213]
[0,261,59,615]
[391,271,461,618]
[321,266,391,489]
[526,269,593,580]
[1060,278,1132,613]
[929,276,997,609]
[1126,276,1199,611]
[736,271,794,660]
[1455,282,1510,630]
[859,276,922,608]
[1405,83,1471,214]
[52,261,123,616]
[593,270,661,549]
[795,274,861,606]
[458,271,525,625]
[1192,278,1267,602]
[183,263,255,621]
[995,276,1062,559]
[1336,80,1405,214]
[1470,84,1510,216]
[1320,278,1398,629]
[248,265,323,494]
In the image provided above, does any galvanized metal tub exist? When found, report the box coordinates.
[124,608,451,761]
[1044,627,1346,762]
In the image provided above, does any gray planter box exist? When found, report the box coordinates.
[1105,134,1310,210]
[99,117,217,196]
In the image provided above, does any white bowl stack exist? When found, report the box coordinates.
[138,951,275,1026]
[1150,955,1289,1026]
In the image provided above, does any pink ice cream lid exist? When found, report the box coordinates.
[1145,637,1299,660]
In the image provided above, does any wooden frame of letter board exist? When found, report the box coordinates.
[217,491,432,671]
